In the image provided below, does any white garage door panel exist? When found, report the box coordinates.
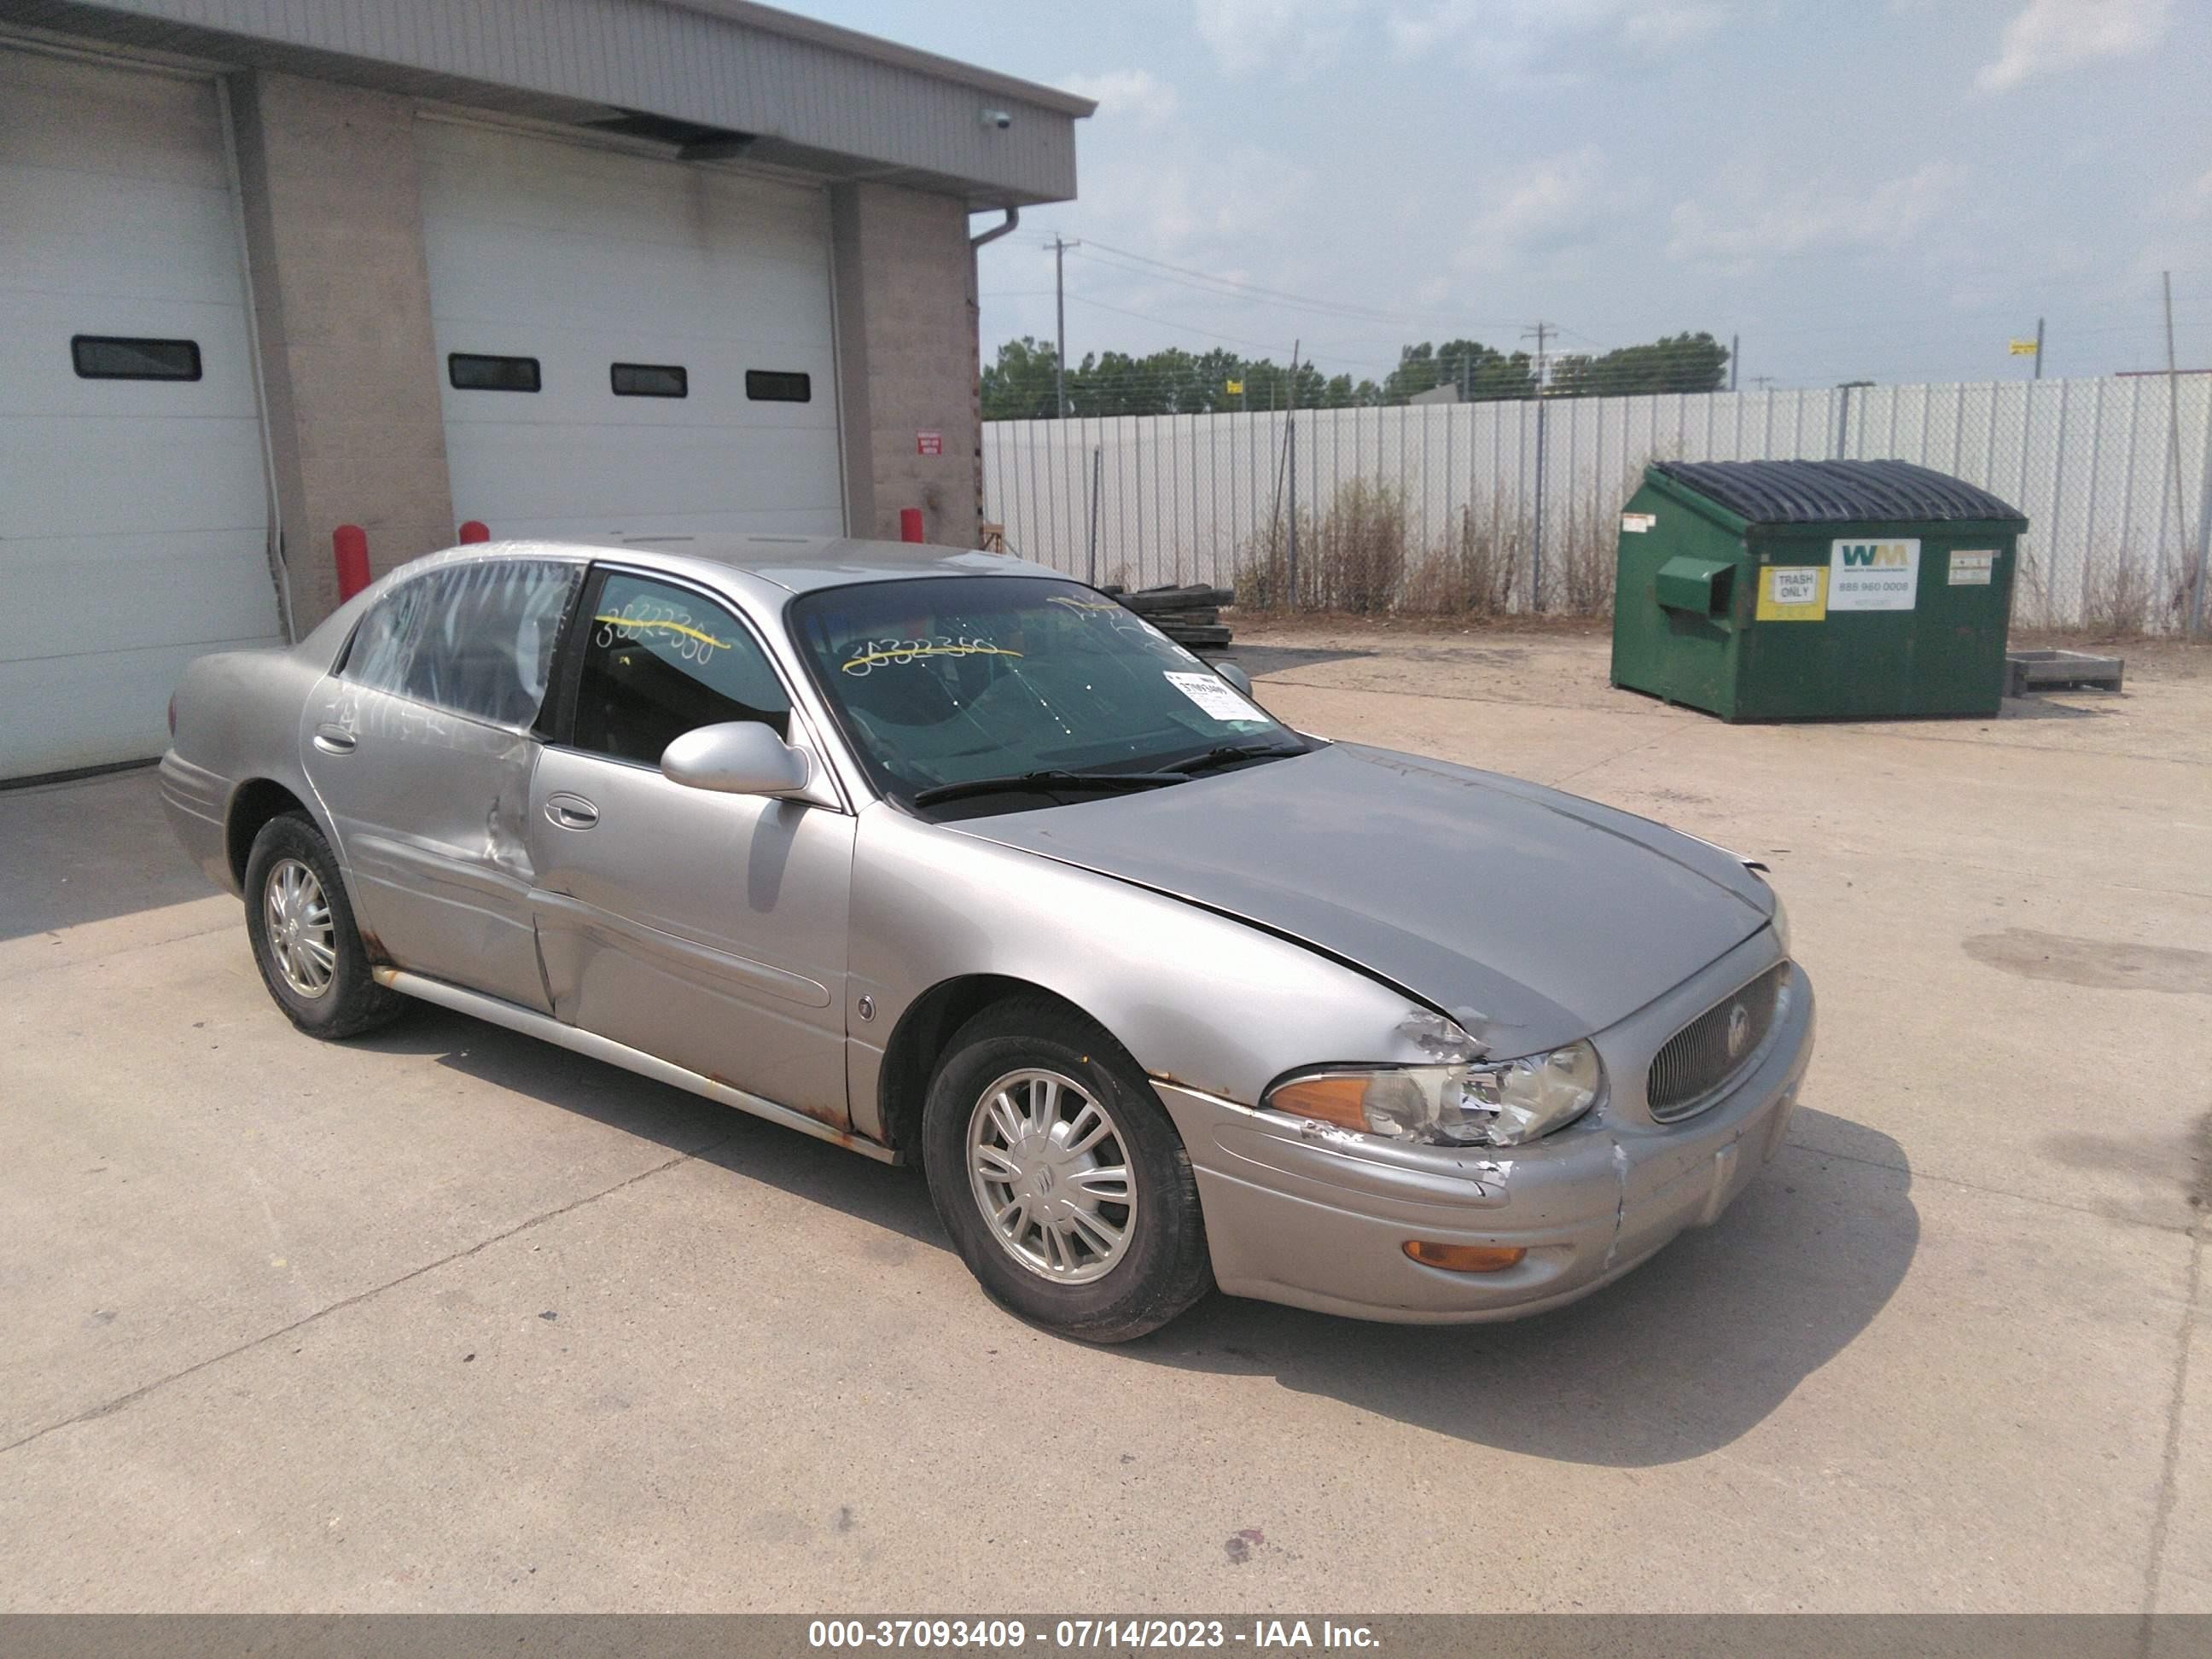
[0,643,247,776]
[1,49,230,185]
[0,172,250,310]
[420,119,844,543]
[0,290,261,430]
[1,415,267,542]
[0,532,281,658]
[1,49,281,781]
[434,425,847,533]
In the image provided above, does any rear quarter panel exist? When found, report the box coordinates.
[163,600,363,894]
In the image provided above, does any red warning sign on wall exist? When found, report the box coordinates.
[916,430,943,456]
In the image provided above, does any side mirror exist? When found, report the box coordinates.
[1212,660,1254,697]
[661,721,812,797]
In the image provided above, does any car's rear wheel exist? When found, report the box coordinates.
[242,812,406,1039]
[921,997,1212,1342]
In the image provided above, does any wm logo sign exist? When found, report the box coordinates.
[1839,542,1912,568]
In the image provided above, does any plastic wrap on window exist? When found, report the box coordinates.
[379,559,579,725]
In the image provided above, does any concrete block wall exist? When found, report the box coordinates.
[230,72,455,632]
[830,182,984,549]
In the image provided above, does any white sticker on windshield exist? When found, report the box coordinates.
[1164,670,1264,724]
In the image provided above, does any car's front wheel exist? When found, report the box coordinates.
[242,812,406,1039]
[921,997,1213,1342]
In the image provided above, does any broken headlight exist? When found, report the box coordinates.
[1266,1041,1604,1148]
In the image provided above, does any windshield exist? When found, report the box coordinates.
[788,576,1302,809]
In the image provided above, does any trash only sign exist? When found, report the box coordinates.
[1829,538,1919,610]
[1755,566,1828,621]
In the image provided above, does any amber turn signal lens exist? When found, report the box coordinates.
[1403,1240,1526,1273]
[1267,1074,1371,1132]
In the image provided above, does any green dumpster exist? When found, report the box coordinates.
[1610,459,2028,721]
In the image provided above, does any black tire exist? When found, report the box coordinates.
[921,996,1213,1342]
[242,811,407,1039]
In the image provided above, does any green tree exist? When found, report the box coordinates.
[1380,340,1539,403]
[1548,331,1729,397]
[981,336,1063,420]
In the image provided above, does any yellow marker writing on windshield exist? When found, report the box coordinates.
[841,643,1025,674]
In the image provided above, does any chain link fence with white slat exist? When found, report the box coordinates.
[982,375,2212,632]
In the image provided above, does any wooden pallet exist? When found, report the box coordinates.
[2004,649,2124,696]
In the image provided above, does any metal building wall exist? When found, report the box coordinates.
[1,0,1086,202]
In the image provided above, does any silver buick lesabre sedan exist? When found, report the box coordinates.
[161,535,1813,1341]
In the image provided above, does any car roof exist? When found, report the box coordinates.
[455,533,1066,594]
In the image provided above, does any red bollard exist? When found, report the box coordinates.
[899,507,925,544]
[458,520,490,544]
[334,524,370,601]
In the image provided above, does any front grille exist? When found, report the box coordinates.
[1647,962,1789,1122]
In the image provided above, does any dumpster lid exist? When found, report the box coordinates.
[1652,459,2025,526]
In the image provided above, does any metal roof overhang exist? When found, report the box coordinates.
[0,0,1091,206]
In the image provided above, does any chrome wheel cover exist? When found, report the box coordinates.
[263,857,336,998]
[966,1068,1136,1284]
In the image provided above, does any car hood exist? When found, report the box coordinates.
[945,742,1774,1057]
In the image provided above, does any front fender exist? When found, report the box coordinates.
[846,804,1449,1141]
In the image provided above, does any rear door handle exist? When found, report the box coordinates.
[545,793,599,830]
[312,724,357,754]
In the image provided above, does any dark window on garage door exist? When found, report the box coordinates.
[611,362,687,398]
[449,353,541,393]
[745,370,810,403]
[72,335,201,381]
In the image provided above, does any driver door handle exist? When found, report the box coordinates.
[545,793,599,830]
[311,724,357,754]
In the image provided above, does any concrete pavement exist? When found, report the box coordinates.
[1,629,2205,1611]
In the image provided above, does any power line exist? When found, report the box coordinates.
[1074,237,1422,324]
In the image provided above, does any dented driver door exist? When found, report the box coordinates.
[299,559,580,1014]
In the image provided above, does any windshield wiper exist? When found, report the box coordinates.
[909,769,1185,808]
[1165,740,1310,777]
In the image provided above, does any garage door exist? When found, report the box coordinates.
[416,119,845,543]
[0,48,283,783]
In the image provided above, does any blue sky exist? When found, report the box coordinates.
[795,0,2209,389]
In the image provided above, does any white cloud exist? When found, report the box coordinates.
[1057,68,1180,129]
[1193,0,1361,79]
[1619,4,1727,50]
[1197,0,1726,79]
[1667,161,1967,265]
[1385,0,1728,69]
[1976,0,2170,92]
[1452,145,1610,271]
[2184,167,2212,221]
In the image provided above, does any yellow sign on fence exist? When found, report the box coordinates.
[2008,338,2039,356]
[1225,379,1244,394]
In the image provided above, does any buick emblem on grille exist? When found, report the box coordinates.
[1725,1001,1752,1060]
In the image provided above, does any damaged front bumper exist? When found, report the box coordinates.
[1152,942,1814,1324]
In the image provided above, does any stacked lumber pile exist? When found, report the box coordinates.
[1103,583,1234,653]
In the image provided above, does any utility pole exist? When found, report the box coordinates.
[1286,338,1301,607]
[1749,375,1777,390]
[1522,321,1553,609]
[1050,235,1080,418]
[2034,316,2045,381]
[2164,272,2189,608]
[1730,334,1738,392]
